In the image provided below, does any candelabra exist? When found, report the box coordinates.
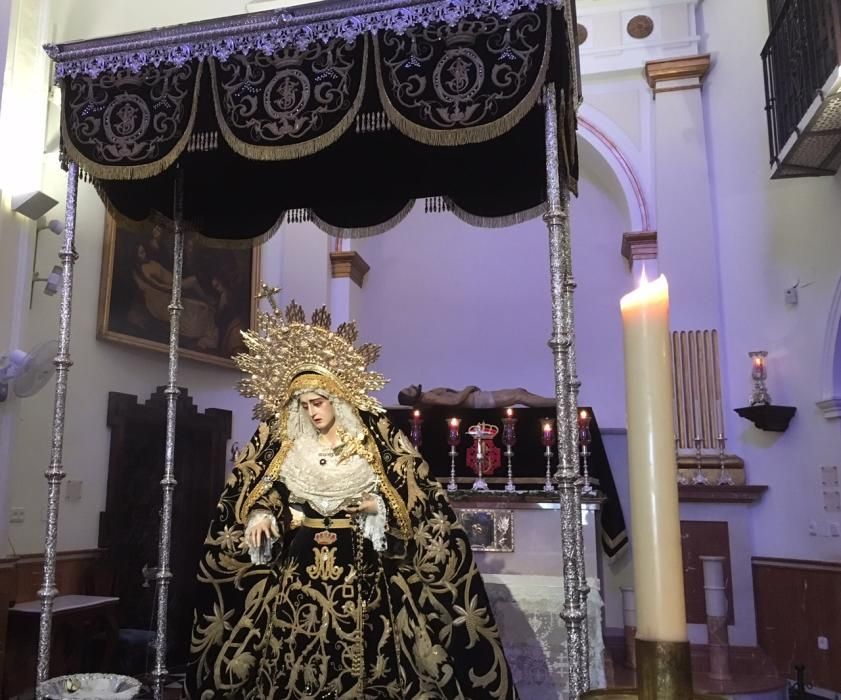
[716,434,733,486]
[502,409,517,492]
[578,410,594,495]
[447,418,460,492]
[749,350,771,406]
[692,435,708,485]
[467,423,496,491]
[409,409,423,449]
[541,419,555,492]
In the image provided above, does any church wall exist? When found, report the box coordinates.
[356,146,633,426]
[5,166,293,556]
[699,0,841,564]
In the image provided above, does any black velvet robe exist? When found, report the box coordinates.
[185,412,518,699]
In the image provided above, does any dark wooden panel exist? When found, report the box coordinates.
[1,550,102,697]
[0,558,15,695]
[680,520,734,625]
[753,558,841,691]
[103,388,230,666]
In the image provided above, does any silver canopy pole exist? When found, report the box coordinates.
[152,166,185,698]
[35,161,80,696]
[543,83,590,699]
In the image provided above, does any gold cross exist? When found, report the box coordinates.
[255,282,281,313]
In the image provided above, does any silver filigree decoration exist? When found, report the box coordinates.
[65,63,195,165]
[48,0,559,79]
[216,39,359,144]
[379,10,544,129]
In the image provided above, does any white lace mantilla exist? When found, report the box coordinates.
[280,436,378,516]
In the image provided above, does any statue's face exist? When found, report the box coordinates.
[299,392,336,433]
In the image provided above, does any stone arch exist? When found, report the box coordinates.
[577,104,652,232]
[819,273,841,418]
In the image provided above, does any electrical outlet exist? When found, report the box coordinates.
[9,507,24,523]
[818,636,830,651]
[809,520,818,535]
[830,522,841,537]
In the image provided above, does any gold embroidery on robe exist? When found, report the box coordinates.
[306,545,343,581]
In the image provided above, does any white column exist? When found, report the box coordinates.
[329,243,369,326]
[645,55,723,332]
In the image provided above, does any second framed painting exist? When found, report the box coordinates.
[97,215,261,369]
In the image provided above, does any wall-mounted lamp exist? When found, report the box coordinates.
[29,219,64,308]
[748,350,770,406]
[735,350,796,432]
[12,190,58,220]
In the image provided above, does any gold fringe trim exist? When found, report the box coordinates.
[192,211,285,250]
[557,87,579,197]
[602,528,629,561]
[310,200,415,238]
[373,6,552,147]
[60,62,204,181]
[446,199,546,228]
[210,36,368,161]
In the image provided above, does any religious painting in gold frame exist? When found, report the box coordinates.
[97,214,261,369]
[454,508,514,552]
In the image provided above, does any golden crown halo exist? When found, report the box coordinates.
[235,283,388,419]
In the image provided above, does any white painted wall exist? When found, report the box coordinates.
[700,0,841,562]
[355,139,633,432]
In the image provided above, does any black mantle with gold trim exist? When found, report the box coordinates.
[49,0,579,244]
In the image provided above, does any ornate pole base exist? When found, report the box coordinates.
[582,641,727,700]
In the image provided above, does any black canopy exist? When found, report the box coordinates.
[49,0,580,243]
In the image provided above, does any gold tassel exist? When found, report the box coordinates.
[447,200,546,228]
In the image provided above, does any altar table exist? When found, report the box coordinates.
[485,574,606,699]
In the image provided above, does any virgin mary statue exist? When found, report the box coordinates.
[185,292,518,699]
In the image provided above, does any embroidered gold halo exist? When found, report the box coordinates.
[235,283,388,418]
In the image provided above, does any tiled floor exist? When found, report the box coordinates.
[604,637,789,699]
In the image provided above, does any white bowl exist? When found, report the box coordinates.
[38,673,142,699]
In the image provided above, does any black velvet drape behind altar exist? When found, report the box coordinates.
[387,405,628,558]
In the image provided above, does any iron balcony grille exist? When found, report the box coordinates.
[761,0,841,173]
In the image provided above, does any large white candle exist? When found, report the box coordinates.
[620,274,688,642]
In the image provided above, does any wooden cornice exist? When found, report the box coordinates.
[621,230,658,266]
[329,251,370,287]
[644,54,712,94]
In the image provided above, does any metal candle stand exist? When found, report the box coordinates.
[716,434,733,486]
[447,418,460,492]
[692,436,708,485]
[578,411,593,495]
[467,423,496,491]
[502,411,517,492]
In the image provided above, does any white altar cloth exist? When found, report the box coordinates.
[484,574,606,699]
